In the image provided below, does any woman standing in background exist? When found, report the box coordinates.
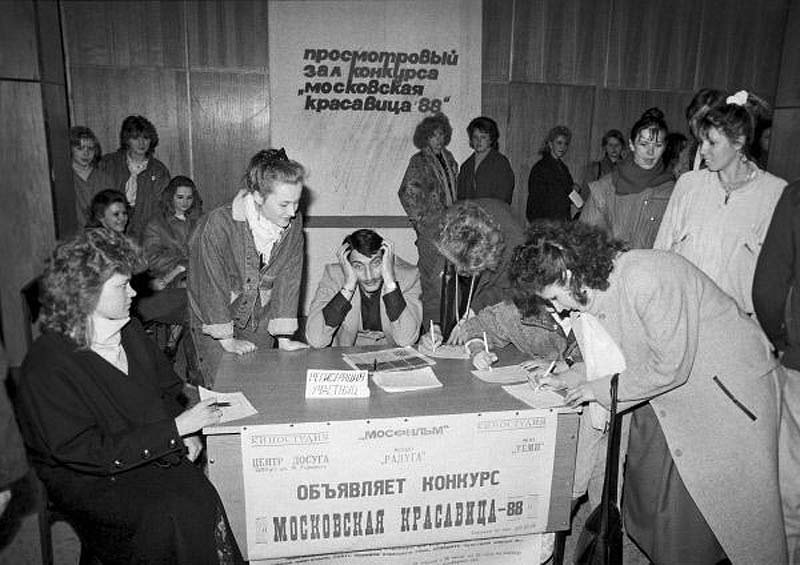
[581,108,675,249]
[71,126,112,227]
[526,125,579,222]
[101,115,170,242]
[456,116,514,204]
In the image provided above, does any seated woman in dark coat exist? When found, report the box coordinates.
[15,228,242,564]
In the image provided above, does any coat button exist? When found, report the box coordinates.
[142,449,151,459]
[674,449,683,457]
[113,459,123,468]
[169,439,177,448]
[597,313,606,320]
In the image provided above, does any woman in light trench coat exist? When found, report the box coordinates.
[512,220,786,565]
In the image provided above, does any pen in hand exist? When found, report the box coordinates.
[482,331,492,371]
[211,401,232,407]
[528,359,558,390]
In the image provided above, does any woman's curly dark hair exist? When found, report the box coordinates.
[413,112,453,149]
[40,229,141,347]
[509,221,627,314]
[437,202,505,275]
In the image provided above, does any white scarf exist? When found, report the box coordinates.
[571,312,626,430]
[236,190,284,260]
[89,314,130,374]
[125,156,148,206]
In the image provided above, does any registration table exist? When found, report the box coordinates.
[205,346,579,562]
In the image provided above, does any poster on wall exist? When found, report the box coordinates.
[268,0,482,216]
[241,411,557,560]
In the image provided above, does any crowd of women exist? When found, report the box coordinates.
[2,85,797,564]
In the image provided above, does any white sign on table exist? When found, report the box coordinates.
[241,410,557,560]
[305,370,370,399]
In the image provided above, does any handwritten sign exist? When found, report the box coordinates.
[305,369,370,399]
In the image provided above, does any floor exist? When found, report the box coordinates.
[0,473,651,565]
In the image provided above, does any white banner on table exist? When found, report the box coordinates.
[268,0,482,216]
[241,411,557,560]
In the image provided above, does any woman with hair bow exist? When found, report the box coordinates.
[654,90,786,317]
[187,148,308,386]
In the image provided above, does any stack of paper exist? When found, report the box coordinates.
[372,366,443,393]
[198,386,258,423]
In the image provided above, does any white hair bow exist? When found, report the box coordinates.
[726,90,748,106]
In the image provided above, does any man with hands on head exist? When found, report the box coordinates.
[306,229,422,347]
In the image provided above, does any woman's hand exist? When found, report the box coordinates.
[183,435,204,462]
[218,338,257,355]
[336,243,358,292]
[278,338,309,351]
[520,358,570,382]
[446,322,466,345]
[419,324,443,351]
[175,398,223,436]
[563,383,596,408]
[539,362,587,390]
[472,350,497,370]
[150,277,167,291]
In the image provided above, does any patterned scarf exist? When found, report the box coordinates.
[125,156,149,206]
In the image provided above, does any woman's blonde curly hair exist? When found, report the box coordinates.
[40,228,141,347]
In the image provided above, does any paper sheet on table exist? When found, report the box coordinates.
[471,364,530,384]
[198,386,258,423]
[342,346,435,372]
[417,342,470,359]
[502,382,576,411]
[372,366,443,392]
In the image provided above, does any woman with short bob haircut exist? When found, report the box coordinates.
[456,116,515,203]
[511,220,787,564]
[86,189,129,234]
[526,125,578,222]
[100,115,171,242]
[187,148,308,386]
[71,126,113,226]
[15,228,243,564]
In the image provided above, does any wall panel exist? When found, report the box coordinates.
[187,0,269,70]
[62,1,186,68]
[770,108,800,183]
[482,0,513,82]
[69,66,191,176]
[0,82,57,365]
[0,1,38,80]
[511,0,610,86]
[189,70,271,210]
[696,0,787,97]
[606,0,700,91]
[505,83,595,218]
[775,0,800,107]
[481,82,510,147]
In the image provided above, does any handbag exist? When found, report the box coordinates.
[574,374,624,564]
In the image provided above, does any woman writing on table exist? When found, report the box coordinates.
[15,228,242,564]
[511,221,786,564]
[187,148,308,386]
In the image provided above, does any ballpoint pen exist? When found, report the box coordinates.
[211,401,232,407]
[528,359,558,390]
[430,320,437,353]
[482,331,492,371]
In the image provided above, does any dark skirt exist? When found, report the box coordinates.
[50,459,242,565]
[623,404,728,565]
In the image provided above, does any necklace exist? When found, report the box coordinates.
[719,162,758,204]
